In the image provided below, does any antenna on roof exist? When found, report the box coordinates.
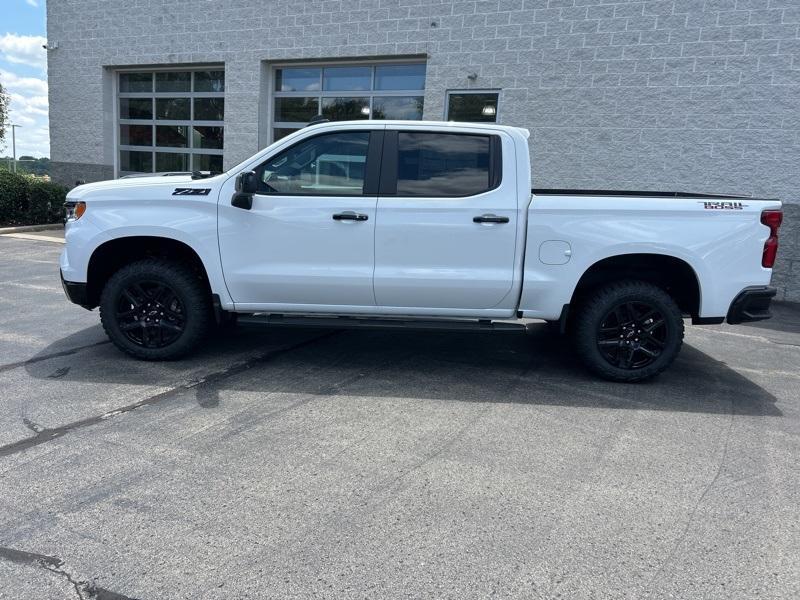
[306,115,330,127]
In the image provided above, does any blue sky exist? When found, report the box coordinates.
[1,0,49,157]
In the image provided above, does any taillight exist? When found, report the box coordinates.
[761,209,782,268]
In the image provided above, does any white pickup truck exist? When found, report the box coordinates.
[60,120,783,382]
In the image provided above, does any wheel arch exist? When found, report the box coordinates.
[569,253,702,319]
[85,235,212,309]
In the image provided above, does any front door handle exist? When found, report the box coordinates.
[473,214,510,224]
[333,212,369,222]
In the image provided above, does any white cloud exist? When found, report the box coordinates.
[26,0,40,7]
[0,69,47,95]
[0,33,47,72]
[1,69,49,157]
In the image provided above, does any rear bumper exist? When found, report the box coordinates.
[726,286,776,324]
[60,270,92,309]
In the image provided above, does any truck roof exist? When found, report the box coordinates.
[306,119,531,138]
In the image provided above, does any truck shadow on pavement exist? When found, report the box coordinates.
[21,322,781,418]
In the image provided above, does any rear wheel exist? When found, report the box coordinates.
[572,280,684,382]
[100,259,212,360]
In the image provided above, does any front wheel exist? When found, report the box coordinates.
[99,259,212,360]
[572,280,684,382]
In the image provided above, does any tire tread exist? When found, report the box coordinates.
[572,280,684,382]
[99,258,211,360]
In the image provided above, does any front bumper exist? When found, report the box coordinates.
[726,286,776,324]
[60,270,91,309]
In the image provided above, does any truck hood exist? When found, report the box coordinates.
[66,173,226,200]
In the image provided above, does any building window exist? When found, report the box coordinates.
[445,90,500,123]
[117,69,225,176]
[271,63,426,141]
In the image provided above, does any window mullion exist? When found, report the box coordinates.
[118,68,225,175]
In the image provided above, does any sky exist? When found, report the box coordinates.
[0,0,48,158]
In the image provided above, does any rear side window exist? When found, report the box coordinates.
[396,132,495,197]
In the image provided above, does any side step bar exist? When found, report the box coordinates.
[236,313,527,333]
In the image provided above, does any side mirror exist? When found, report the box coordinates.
[235,171,259,194]
[232,171,258,210]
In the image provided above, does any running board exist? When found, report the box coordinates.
[236,313,527,333]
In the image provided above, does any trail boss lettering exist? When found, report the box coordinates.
[702,201,746,210]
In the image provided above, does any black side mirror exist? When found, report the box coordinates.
[235,171,259,194]
[232,171,258,210]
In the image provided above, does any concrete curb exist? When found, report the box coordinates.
[0,223,63,234]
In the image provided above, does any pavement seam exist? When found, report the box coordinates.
[0,330,338,459]
[644,399,736,594]
[0,340,112,375]
[0,545,137,600]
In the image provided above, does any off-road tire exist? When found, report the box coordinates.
[100,259,212,360]
[572,280,684,382]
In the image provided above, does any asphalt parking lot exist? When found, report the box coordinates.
[0,232,799,600]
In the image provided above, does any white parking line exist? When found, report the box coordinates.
[0,233,65,244]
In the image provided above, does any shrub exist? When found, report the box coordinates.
[0,171,67,227]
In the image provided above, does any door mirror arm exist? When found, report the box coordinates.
[232,171,259,210]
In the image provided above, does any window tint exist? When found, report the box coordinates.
[194,70,225,92]
[447,92,499,123]
[323,66,371,91]
[155,72,191,93]
[396,132,492,197]
[374,64,426,90]
[256,131,370,196]
[372,96,424,120]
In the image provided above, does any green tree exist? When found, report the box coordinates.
[0,78,9,144]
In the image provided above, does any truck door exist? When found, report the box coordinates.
[373,128,518,312]
[218,128,382,310]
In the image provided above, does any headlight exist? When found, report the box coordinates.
[64,201,86,222]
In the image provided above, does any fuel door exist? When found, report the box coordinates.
[539,240,572,265]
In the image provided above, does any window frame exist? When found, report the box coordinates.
[444,89,501,123]
[378,130,503,199]
[252,129,384,197]
[269,60,427,143]
[115,66,225,177]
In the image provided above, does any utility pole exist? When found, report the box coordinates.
[10,123,20,173]
[2,122,21,173]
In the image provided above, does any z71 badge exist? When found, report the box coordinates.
[172,188,211,196]
[701,201,746,210]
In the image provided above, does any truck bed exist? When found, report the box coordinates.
[532,188,752,199]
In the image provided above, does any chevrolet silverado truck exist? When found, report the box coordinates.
[60,120,783,382]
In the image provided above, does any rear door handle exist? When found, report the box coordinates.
[473,214,510,224]
[332,212,369,222]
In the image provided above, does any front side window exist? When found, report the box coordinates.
[255,131,370,196]
[396,132,492,197]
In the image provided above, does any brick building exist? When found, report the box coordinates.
[46,0,800,300]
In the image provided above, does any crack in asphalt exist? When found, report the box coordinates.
[644,393,736,593]
[0,340,112,374]
[0,545,137,599]
[0,331,339,459]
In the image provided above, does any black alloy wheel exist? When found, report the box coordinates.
[596,301,668,370]
[100,259,212,360]
[116,280,186,349]
[572,280,684,382]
